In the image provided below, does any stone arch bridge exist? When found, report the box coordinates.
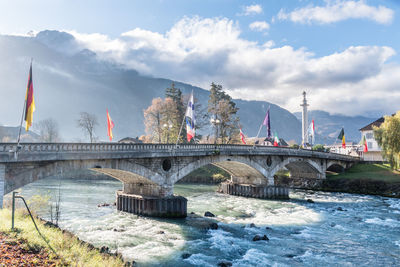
[0,143,357,216]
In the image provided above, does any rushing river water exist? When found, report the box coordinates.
[8,178,400,266]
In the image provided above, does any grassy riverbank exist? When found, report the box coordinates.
[0,208,125,266]
[324,163,400,197]
[327,163,400,183]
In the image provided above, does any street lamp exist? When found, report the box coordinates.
[210,118,220,144]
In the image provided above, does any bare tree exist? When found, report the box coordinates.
[77,112,98,143]
[36,118,61,142]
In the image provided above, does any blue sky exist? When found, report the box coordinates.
[1,0,399,116]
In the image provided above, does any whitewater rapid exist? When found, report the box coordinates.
[9,178,400,266]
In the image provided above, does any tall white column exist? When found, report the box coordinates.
[300,91,309,146]
[0,164,5,209]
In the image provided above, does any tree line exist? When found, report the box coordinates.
[142,82,241,144]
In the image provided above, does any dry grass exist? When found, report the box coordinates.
[0,208,125,267]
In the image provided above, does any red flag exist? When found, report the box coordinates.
[107,109,114,141]
[240,128,246,144]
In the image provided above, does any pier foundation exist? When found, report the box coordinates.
[116,191,187,218]
[219,182,289,199]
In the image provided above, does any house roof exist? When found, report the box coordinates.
[359,117,385,131]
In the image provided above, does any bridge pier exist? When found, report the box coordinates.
[219,182,289,200]
[116,191,187,218]
[0,164,4,209]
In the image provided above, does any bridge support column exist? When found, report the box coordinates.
[0,164,5,209]
[116,191,187,218]
[268,176,275,186]
[219,182,289,200]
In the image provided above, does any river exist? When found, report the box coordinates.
[9,178,400,266]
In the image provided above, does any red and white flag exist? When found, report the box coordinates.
[240,128,246,144]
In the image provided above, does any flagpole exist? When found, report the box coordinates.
[15,58,33,159]
[175,114,186,147]
[176,90,193,148]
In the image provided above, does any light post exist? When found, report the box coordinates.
[162,123,173,143]
[210,118,220,145]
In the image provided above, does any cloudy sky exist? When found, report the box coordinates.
[1,0,399,117]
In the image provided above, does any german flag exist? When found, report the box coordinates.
[24,63,35,131]
[337,128,345,148]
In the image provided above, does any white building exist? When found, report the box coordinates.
[359,117,385,161]
[325,142,360,157]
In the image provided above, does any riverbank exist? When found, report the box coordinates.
[0,208,126,266]
[276,163,400,198]
[323,163,400,198]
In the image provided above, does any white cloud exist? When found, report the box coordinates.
[277,0,394,25]
[249,21,270,32]
[69,16,400,116]
[243,4,263,16]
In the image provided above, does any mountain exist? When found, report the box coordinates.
[0,30,303,142]
[0,126,39,142]
[293,110,376,144]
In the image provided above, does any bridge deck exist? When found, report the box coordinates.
[0,143,358,163]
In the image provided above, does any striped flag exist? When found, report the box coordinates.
[240,128,246,144]
[107,109,114,141]
[24,63,35,131]
[185,91,195,142]
[273,132,279,147]
[337,128,346,148]
[308,119,315,145]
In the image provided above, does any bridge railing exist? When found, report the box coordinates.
[0,143,357,161]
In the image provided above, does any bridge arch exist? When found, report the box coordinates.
[169,155,272,185]
[270,157,325,179]
[326,161,347,173]
[4,159,165,195]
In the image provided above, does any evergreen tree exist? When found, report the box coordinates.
[207,83,240,144]
[165,82,186,142]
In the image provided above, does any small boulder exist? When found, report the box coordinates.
[209,223,219,230]
[306,199,314,203]
[181,253,191,259]
[265,227,272,230]
[218,261,232,267]
[284,254,296,258]
[330,223,336,227]
[204,211,215,217]
[249,223,256,228]
[190,211,195,214]
[253,234,269,241]
[157,231,165,234]
[337,207,344,211]
[100,246,110,254]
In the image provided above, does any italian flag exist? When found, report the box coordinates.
[361,135,368,152]
[273,132,279,147]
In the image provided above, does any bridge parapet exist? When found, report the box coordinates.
[0,143,358,163]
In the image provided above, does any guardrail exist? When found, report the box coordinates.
[0,143,358,161]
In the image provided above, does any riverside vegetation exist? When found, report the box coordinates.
[0,206,125,266]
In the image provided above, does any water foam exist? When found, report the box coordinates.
[365,218,400,228]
